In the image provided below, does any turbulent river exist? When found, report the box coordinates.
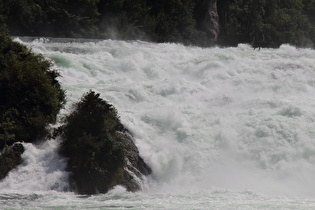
[1,38,315,209]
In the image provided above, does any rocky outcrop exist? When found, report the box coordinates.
[0,143,24,180]
[205,0,219,42]
[117,131,151,191]
[59,91,151,194]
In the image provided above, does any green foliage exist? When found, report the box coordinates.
[97,0,208,45]
[218,0,314,47]
[60,91,127,194]
[0,0,210,45]
[0,32,65,148]
[61,90,126,167]
[262,0,312,47]
[0,109,17,148]
[59,91,152,194]
[0,0,100,37]
[1,0,315,47]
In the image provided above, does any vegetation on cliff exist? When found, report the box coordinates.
[58,91,151,194]
[218,0,315,48]
[1,0,315,47]
[0,32,65,149]
[0,0,211,46]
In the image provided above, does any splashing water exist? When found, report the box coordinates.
[1,38,315,209]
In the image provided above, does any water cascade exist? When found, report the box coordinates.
[1,38,315,209]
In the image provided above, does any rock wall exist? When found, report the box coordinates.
[205,0,219,42]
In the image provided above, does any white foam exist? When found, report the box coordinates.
[11,39,315,197]
[0,139,69,193]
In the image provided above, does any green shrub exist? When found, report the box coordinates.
[60,91,126,167]
[59,91,127,194]
[0,32,65,148]
[218,0,314,47]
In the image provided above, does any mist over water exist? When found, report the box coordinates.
[2,38,315,208]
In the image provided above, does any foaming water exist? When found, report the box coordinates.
[2,38,315,208]
[0,139,69,193]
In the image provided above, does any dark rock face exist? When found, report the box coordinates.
[0,143,24,180]
[205,0,219,42]
[59,91,151,194]
[116,132,152,192]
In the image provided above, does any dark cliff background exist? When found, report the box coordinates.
[0,0,315,47]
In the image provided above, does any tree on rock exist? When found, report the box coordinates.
[59,91,151,194]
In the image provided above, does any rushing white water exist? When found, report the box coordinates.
[1,38,315,209]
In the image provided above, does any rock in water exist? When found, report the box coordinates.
[59,91,151,194]
[116,131,152,191]
[0,143,24,180]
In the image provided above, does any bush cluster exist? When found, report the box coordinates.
[0,32,65,149]
[59,91,128,194]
